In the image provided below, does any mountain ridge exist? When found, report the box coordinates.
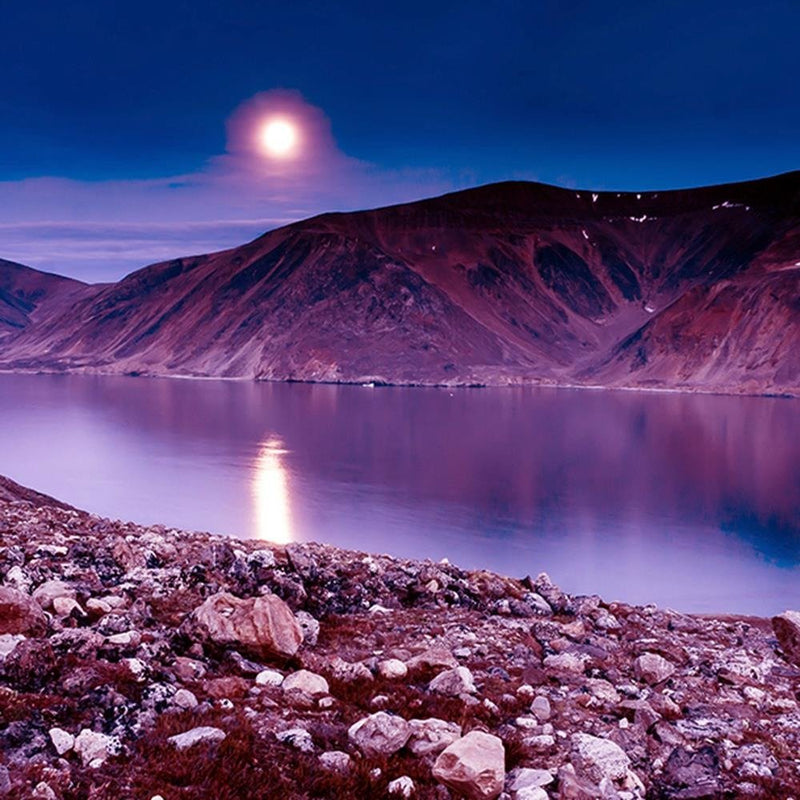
[0,171,798,396]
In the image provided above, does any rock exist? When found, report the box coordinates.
[32,784,57,800]
[406,647,458,672]
[508,767,554,793]
[772,610,800,666]
[0,633,25,660]
[531,695,551,721]
[516,789,548,800]
[348,712,411,757]
[172,688,199,710]
[570,733,630,785]
[388,776,415,797]
[255,668,285,687]
[657,745,720,799]
[52,596,85,618]
[319,750,351,771]
[295,610,320,646]
[543,653,584,673]
[407,718,462,756]
[432,731,505,799]
[106,630,141,647]
[168,726,227,751]
[188,591,302,660]
[74,729,119,767]
[277,727,315,752]
[378,658,408,679]
[32,579,75,609]
[49,727,75,755]
[635,652,676,685]
[429,666,476,696]
[328,655,373,683]
[0,586,47,636]
[282,669,329,696]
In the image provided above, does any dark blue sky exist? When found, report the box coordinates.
[1,0,798,280]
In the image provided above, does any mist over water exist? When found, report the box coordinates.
[1,373,797,615]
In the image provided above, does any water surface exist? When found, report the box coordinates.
[1,373,798,614]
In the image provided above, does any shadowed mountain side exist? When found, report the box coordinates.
[0,258,87,339]
[0,171,798,394]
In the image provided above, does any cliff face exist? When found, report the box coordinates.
[0,172,798,395]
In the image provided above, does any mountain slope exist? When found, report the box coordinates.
[0,172,798,395]
[0,258,87,339]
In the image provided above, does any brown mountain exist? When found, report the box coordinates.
[0,172,798,395]
[0,258,87,339]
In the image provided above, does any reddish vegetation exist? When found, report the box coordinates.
[0,172,798,395]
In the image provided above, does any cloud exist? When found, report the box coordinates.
[0,90,458,283]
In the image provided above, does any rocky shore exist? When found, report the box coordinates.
[1,482,800,799]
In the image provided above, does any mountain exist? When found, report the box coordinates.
[0,258,87,339]
[0,172,798,395]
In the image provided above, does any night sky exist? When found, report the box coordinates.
[2,0,798,282]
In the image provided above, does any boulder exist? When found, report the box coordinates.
[432,730,505,799]
[429,666,476,696]
[378,658,408,679]
[188,592,302,659]
[635,652,676,685]
[282,669,329,696]
[168,726,227,751]
[348,712,411,757]
[73,729,119,767]
[772,611,800,666]
[0,587,47,636]
[407,718,462,756]
[48,727,75,755]
[570,733,630,785]
[32,580,75,609]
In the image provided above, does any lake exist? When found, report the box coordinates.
[0,373,798,615]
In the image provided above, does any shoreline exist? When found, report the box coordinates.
[1,480,800,798]
[0,366,797,401]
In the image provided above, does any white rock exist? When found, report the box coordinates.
[319,750,351,771]
[86,598,113,615]
[433,731,506,799]
[378,658,408,680]
[168,726,227,751]
[571,733,631,784]
[634,652,675,685]
[172,689,198,710]
[255,669,285,687]
[52,596,85,618]
[124,658,147,679]
[348,712,411,757]
[106,630,141,647]
[74,729,118,767]
[295,610,320,646]
[49,727,75,755]
[282,669,329,696]
[515,788,548,800]
[0,633,26,659]
[508,767,554,792]
[407,718,462,756]
[32,579,74,609]
[388,776,415,797]
[531,695,551,721]
[543,653,585,673]
[429,666,476,696]
[277,727,315,752]
[32,783,57,800]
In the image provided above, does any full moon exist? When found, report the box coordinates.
[259,118,298,158]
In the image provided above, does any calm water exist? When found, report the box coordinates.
[0,373,798,615]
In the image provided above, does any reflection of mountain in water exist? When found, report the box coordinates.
[720,508,800,568]
[1,374,797,571]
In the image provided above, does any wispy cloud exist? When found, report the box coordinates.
[0,90,459,283]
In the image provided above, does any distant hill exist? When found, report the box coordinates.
[0,172,798,396]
